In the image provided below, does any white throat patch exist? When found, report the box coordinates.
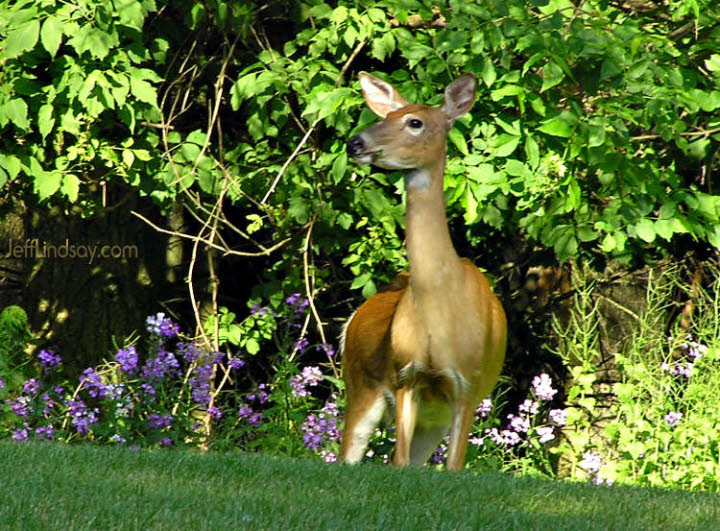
[405,168,431,192]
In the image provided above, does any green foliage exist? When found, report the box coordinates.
[2,0,718,305]
[0,305,33,393]
[552,268,720,491]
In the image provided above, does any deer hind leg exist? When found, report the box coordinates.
[445,398,476,471]
[392,386,418,467]
[409,423,449,466]
[340,387,387,464]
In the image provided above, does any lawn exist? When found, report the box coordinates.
[1,442,718,530]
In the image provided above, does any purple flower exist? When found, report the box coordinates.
[9,397,31,418]
[80,368,106,398]
[41,393,55,415]
[140,383,156,399]
[250,302,270,316]
[189,363,213,407]
[12,426,29,441]
[146,312,180,339]
[248,412,263,427]
[485,427,504,446]
[228,357,245,370]
[72,407,99,434]
[665,411,683,427]
[247,383,269,404]
[549,408,567,426]
[501,429,521,447]
[507,414,530,433]
[475,398,493,417]
[115,347,138,374]
[321,451,337,463]
[317,343,336,357]
[0,378,5,389]
[148,413,174,430]
[290,366,323,398]
[581,451,602,475]
[670,362,693,378]
[35,425,54,440]
[300,399,341,451]
[536,426,555,443]
[208,406,222,420]
[285,293,309,315]
[239,403,254,418]
[178,342,203,363]
[518,399,539,415]
[431,440,448,464]
[293,336,309,353]
[141,349,180,381]
[532,373,558,401]
[38,349,61,370]
[23,379,39,395]
[160,437,174,446]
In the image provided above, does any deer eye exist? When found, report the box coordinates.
[407,118,424,129]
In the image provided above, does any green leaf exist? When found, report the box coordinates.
[331,152,347,185]
[361,279,377,299]
[524,135,539,168]
[1,99,30,130]
[129,77,158,105]
[588,125,606,148]
[40,15,62,57]
[481,58,497,88]
[553,229,577,262]
[494,135,520,157]
[0,155,21,180]
[654,219,675,241]
[600,233,616,252]
[2,18,40,59]
[350,272,372,290]
[634,219,655,243]
[38,104,55,140]
[448,128,469,156]
[61,174,80,202]
[537,116,573,138]
[34,171,63,201]
[541,61,564,92]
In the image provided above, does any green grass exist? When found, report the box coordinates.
[1,442,719,530]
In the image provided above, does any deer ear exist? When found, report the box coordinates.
[441,73,476,125]
[358,72,409,118]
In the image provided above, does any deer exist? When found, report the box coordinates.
[340,72,508,471]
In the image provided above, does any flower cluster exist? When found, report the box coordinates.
[80,368,106,398]
[1,313,249,448]
[532,373,558,401]
[147,413,173,430]
[146,312,180,339]
[290,366,323,398]
[478,373,563,450]
[301,396,341,453]
[662,334,708,379]
[285,293,309,315]
[38,349,61,371]
[580,450,612,485]
[115,347,138,374]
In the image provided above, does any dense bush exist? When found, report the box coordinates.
[1,0,719,492]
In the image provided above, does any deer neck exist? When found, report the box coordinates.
[404,153,461,294]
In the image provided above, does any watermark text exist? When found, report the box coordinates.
[2,239,138,265]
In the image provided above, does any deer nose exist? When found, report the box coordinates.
[347,135,365,156]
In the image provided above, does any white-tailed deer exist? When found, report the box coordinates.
[341,72,507,470]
